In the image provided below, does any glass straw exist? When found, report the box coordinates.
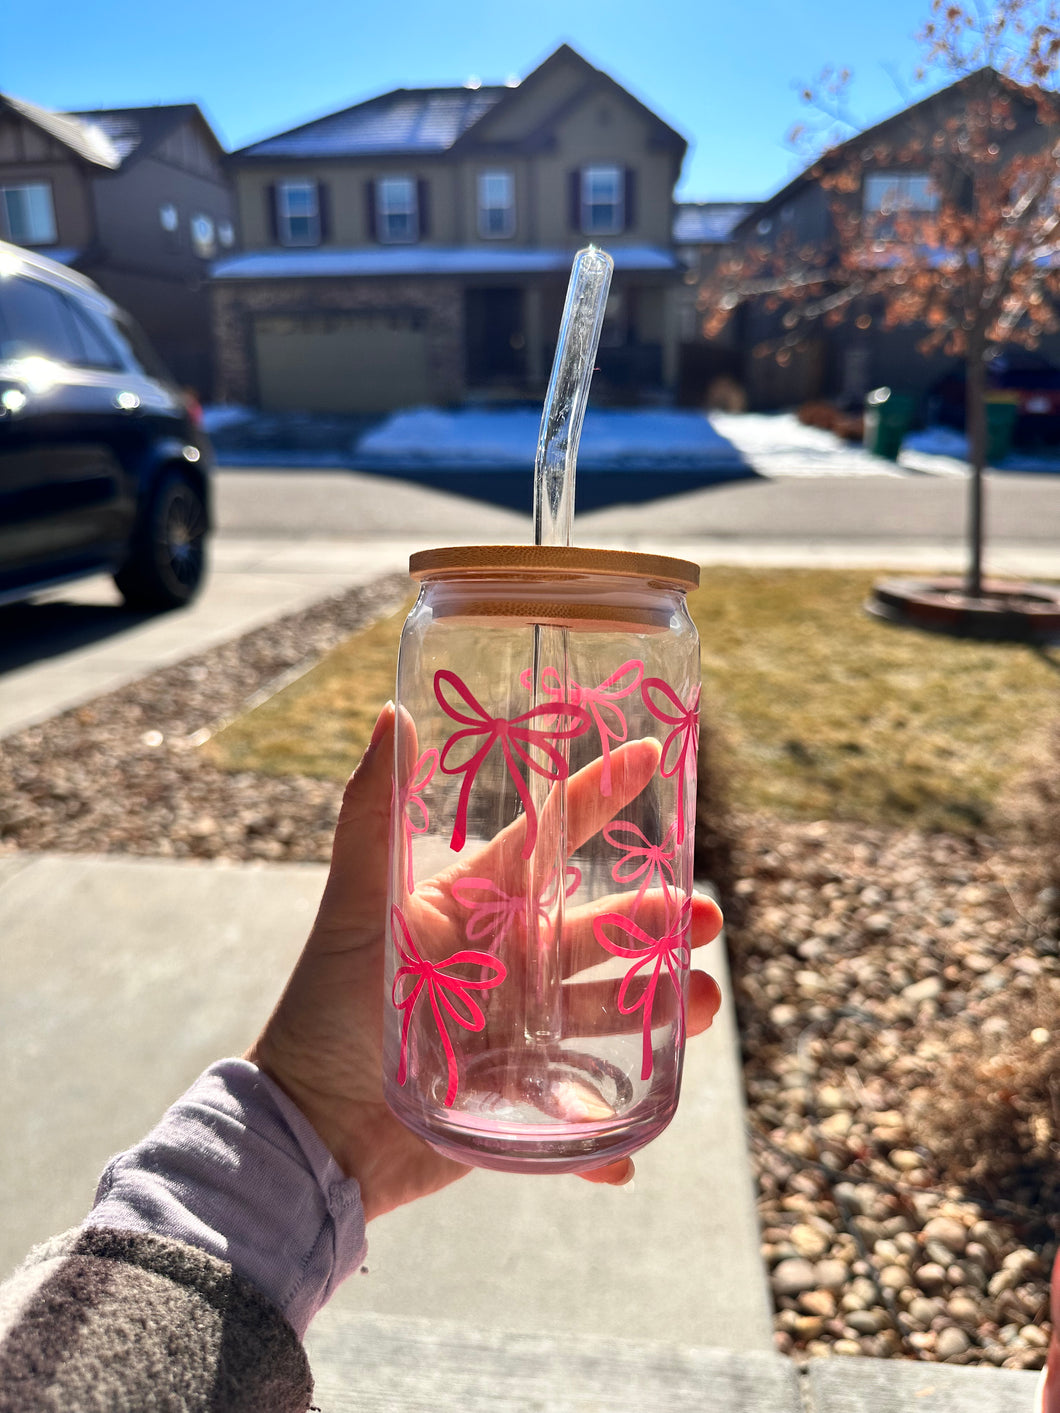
[533,247,614,548]
[526,247,613,1051]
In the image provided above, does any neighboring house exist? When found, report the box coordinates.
[721,68,1060,412]
[0,95,234,394]
[672,201,755,405]
[212,44,688,413]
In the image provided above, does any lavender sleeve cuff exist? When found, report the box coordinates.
[84,1058,367,1338]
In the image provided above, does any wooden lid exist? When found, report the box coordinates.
[408,544,699,590]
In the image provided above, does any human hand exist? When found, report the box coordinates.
[247,702,723,1222]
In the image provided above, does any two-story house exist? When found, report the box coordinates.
[0,94,234,395]
[720,68,1060,413]
[211,44,688,413]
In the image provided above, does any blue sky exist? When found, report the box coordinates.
[4,0,944,201]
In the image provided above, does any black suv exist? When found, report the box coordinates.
[0,242,212,612]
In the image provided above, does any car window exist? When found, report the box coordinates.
[63,298,125,371]
[105,312,173,384]
[0,275,82,364]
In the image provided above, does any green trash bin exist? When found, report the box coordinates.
[985,395,1020,464]
[863,387,915,461]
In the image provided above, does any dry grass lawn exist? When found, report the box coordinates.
[206,568,1060,834]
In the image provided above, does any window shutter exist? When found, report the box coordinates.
[365,180,377,241]
[568,169,581,231]
[265,183,279,243]
[417,178,430,238]
[316,181,330,243]
[624,168,637,232]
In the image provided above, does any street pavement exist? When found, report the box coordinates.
[1,462,1055,1406]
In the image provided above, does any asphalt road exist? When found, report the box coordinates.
[211,464,1060,544]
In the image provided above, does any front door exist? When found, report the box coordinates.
[465,287,526,386]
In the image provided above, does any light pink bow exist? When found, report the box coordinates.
[591,902,692,1081]
[452,866,581,953]
[391,905,507,1108]
[642,678,701,844]
[399,747,438,892]
[435,670,590,858]
[603,819,678,911]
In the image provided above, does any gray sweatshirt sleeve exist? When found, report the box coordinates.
[86,1058,368,1337]
[0,1059,368,1411]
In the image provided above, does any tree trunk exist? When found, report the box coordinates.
[965,336,987,599]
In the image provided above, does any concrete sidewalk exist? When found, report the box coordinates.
[0,851,771,1353]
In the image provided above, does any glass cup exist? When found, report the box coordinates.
[383,545,700,1173]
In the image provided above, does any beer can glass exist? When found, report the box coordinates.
[384,545,700,1173]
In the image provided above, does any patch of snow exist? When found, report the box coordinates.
[201,404,255,434]
[709,412,909,477]
[356,408,743,471]
[903,426,968,458]
[905,424,1060,473]
[212,246,680,280]
[673,203,754,244]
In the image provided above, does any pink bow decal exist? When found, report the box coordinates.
[592,903,692,1081]
[520,660,644,797]
[391,905,507,1108]
[451,877,523,951]
[452,867,581,953]
[603,820,677,912]
[399,747,438,892]
[642,678,701,844]
[435,670,590,858]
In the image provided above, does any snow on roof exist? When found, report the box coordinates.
[673,203,756,245]
[78,112,145,163]
[2,94,121,169]
[212,245,681,279]
[238,88,505,159]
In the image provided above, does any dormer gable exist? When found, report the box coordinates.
[454,44,686,160]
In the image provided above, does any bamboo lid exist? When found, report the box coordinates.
[408,544,700,591]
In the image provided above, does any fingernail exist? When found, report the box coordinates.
[367,701,394,755]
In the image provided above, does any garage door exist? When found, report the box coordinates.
[254,312,432,413]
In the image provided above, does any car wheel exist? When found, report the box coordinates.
[114,470,208,611]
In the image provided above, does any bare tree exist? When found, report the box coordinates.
[703,0,1060,598]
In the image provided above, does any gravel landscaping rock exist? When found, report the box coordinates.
[733,814,1058,1368]
[1,575,1057,1370]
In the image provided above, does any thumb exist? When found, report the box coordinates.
[313,701,395,943]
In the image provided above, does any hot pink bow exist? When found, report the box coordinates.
[603,820,677,911]
[399,747,438,892]
[391,905,507,1108]
[521,660,644,797]
[592,903,691,1081]
[642,678,701,844]
[435,670,590,858]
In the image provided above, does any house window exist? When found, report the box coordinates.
[863,172,939,239]
[581,165,623,236]
[190,214,216,258]
[377,177,418,243]
[218,220,235,248]
[0,183,57,246]
[160,203,179,232]
[478,171,514,238]
[277,180,320,246]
